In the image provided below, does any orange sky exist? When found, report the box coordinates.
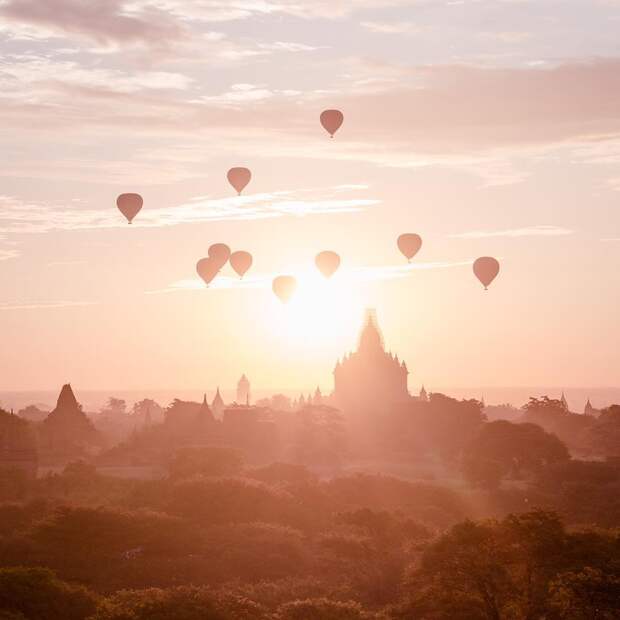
[1,0,619,392]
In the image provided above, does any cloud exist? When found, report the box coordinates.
[450,225,574,239]
[0,248,19,260]
[2,58,619,186]
[46,260,87,267]
[0,0,183,48]
[0,300,97,311]
[138,0,417,22]
[480,31,532,43]
[149,258,472,294]
[0,54,193,96]
[192,82,302,106]
[607,177,620,191]
[360,21,421,34]
[0,0,415,48]
[0,187,379,234]
[19,58,620,149]
[258,41,322,52]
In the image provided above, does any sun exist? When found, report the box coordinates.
[268,269,365,352]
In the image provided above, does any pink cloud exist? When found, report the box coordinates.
[0,0,183,46]
[1,57,619,188]
[12,58,620,151]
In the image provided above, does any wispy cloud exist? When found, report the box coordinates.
[0,0,184,48]
[0,54,193,96]
[2,58,619,188]
[0,187,379,234]
[360,21,421,34]
[46,260,87,267]
[450,225,574,239]
[0,248,19,261]
[0,300,97,311]
[137,0,415,22]
[607,177,620,191]
[480,31,533,43]
[192,83,303,106]
[148,259,473,295]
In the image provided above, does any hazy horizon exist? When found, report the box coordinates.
[3,385,619,414]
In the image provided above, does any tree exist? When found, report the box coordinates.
[404,518,512,620]
[462,420,569,488]
[589,405,620,458]
[0,567,96,620]
[0,409,37,493]
[103,398,127,416]
[17,405,48,422]
[424,394,485,463]
[276,598,367,620]
[484,403,521,422]
[246,462,316,485]
[255,394,292,412]
[91,587,231,620]
[168,446,243,480]
[131,398,164,425]
[499,511,567,619]
[293,406,346,469]
[550,567,620,620]
[398,509,620,620]
[521,397,593,455]
[461,455,505,490]
[523,396,567,415]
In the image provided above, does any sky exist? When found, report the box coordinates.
[1,0,620,393]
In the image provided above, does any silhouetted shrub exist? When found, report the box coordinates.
[168,446,243,480]
[276,597,367,620]
[0,567,96,620]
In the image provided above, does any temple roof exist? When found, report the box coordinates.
[212,387,225,407]
[358,309,384,353]
[199,393,212,414]
[56,383,79,410]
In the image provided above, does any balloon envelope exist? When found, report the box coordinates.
[230,251,253,278]
[196,257,220,286]
[473,257,500,290]
[208,243,231,268]
[272,275,297,304]
[315,251,340,278]
[320,109,344,137]
[227,167,251,195]
[397,233,422,262]
[116,193,143,224]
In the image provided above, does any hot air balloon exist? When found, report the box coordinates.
[208,243,231,269]
[116,193,143,224]
[397,234,422,262]
[320,109,344,138]
[315,251,340,279]
[473,257,500,290]
[230,251,253,279]
[196,257,220,287]
[272,275,297,304]
[227,167,251,195]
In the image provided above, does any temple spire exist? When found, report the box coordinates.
[212,387,225,418]
[358,308,384,353]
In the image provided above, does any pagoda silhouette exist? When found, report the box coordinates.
[334,309,411,415]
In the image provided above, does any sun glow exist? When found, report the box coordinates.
[268,269,366,352]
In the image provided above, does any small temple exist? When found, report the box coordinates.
[237,374,251,405]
